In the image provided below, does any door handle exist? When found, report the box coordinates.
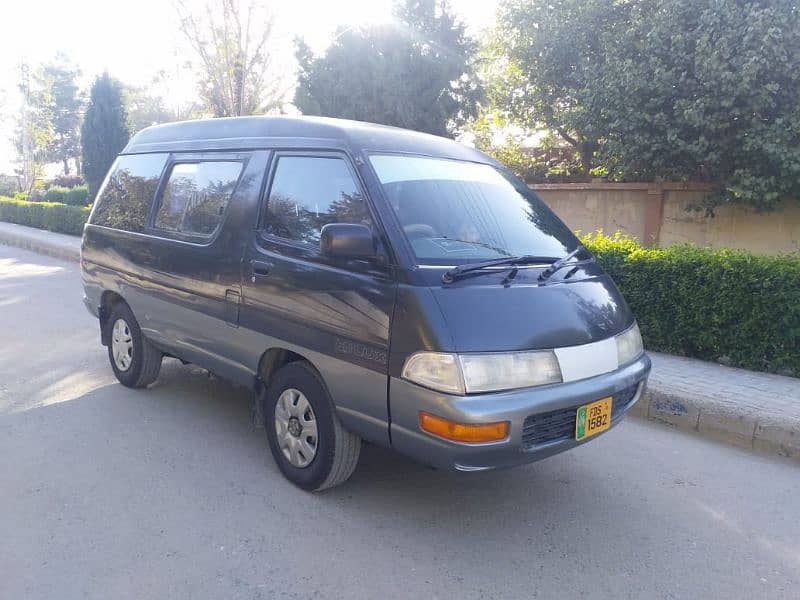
[250,260,273,281]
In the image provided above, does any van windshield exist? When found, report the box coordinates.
[369,154,579,265]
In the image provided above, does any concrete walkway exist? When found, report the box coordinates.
[1,220,798,460]
[632,353,799,459]
[0,221,81,262]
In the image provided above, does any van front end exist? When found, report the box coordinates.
[389,351,650,471]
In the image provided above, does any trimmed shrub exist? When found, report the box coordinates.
[44,186,69,203]
[0,196,90,236]
[65,185,90,206]
[583,232,800,376]
[43,184,90,206]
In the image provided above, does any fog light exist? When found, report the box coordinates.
[419,412,509,443]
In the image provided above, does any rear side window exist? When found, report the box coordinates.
[264,155,372,245]
[154,161,243,238]
[91,154,167,232]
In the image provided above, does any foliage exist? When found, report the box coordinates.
[294,0,481,137]
[175,0,289,117]
[123,85,180,133]
[40,54,85,174]
[51,174,84,188]
[13,63,53,193]
[469,112,585,181]
[0,196,90,236]
[487,0,622,173]
[81,73,130,197]
[43,184,90,206]
[489,0,800,211]
[596,0,800,212]
[583,232,800,376]
[0,178,19,197]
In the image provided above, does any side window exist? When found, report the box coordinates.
[91,153,167,232]
[154,162,243,237]
[264,156,372,245]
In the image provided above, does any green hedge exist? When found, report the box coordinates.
[583,232,800,376]
[0,196,90,236]
[43,184,90,206]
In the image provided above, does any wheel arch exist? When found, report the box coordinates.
[257,347,313,387]
[99,290,127,346]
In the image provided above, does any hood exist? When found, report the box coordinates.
[430,271,633,353]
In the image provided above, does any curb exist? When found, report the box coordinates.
[0,224,80,262]
[630,386,800,462]
[1,221,798,464]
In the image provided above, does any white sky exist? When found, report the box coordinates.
[0,0,499,174]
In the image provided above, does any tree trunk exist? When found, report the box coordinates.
[63,158,71,175]
[580,145,593,176]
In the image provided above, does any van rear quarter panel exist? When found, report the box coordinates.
[82,145,396,447]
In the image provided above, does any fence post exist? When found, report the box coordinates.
[644,181,665,246]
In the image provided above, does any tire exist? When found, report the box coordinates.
[264,361,361,491]
[106,302,162,389]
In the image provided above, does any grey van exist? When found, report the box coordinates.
[80,116,651,491]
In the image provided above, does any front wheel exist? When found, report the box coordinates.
[106,302,162,388]
[264,361,361,491]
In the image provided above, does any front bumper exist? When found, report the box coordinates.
[389,353,651,471]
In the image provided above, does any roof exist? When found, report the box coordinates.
[122,115,497,165]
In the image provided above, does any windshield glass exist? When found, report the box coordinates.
[369,154,578,265]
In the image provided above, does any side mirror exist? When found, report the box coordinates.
[320,223,376,259]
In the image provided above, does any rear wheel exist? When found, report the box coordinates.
[264,361,361,491]
[106,302,162,388]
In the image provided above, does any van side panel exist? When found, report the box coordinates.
[81,151,270,386]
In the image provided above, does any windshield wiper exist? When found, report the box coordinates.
[442,255,556,284]
[538,246,591,282]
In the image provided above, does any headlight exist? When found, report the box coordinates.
[402,350,562,395]
[459,350,562,393]
[616,322,644,365]
[401,352,465,394]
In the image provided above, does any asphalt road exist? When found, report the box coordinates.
[1,244,799,600]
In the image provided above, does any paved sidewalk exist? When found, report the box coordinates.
[0,221,81,262]
[633,353,800,459]
[1,220,798,460]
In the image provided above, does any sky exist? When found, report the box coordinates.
[0,0,499,174]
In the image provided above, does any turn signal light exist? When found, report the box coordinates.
[419,412,509,443]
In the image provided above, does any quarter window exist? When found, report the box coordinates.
[154,162,243,237]
[264,156,371,245]
[91,153,167,232]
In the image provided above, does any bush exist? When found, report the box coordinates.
[583,232,800,376]
[43,184,90,206]
[51,174,85,188]
[65,185,90,206]
[0,196,90,236]
[44,186,69,203]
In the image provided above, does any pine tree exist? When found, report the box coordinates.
[81,73,130,196]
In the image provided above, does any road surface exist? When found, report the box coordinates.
[1,244,798,599]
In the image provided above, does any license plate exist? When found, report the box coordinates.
[575,397,612,441]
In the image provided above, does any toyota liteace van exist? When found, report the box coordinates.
[81,116,651,491]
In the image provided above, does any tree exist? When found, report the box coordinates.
[81,73,130,196]
[294,0,481,137]
[175,0,289,117]
[40,55,85,175]
[489,0,800,211]
[487,0,625,174]
[597,0,800,212]
[14,63,53,193]
[124,85,182,133]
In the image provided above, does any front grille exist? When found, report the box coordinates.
[521,383,640,449]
